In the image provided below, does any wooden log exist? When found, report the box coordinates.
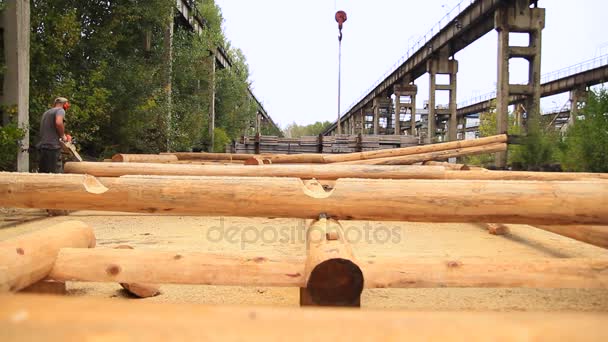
[65,162,446,180]
[0,221,95,292]
[2,295,608,342]
[166,152,257,161]
[323,134,508,163]
[248,153,327,164]
[111,154,178,163]
[423,160,468,170]
[49,248,306,287]
[114,245,160,298]
[64,162,608,181]
[444,170,608,181]
[1,173,608,225]
[362,258,608,289]
[48,248,608,289]
[337,143,507,165]
[534,225,608,249]
[243,157,272,165]
[301,217,362,306]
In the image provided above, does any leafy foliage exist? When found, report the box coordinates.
[0,121,25,171]
[283,121,333,138]
[17,0,262,167]
[559,88,608,172]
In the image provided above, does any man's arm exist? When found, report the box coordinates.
[55,112,66,141]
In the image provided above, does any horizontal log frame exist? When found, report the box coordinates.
[48,248,608,289]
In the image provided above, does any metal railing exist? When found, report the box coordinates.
[457,54,608,108]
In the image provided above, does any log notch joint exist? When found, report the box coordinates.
[300,217,363,307]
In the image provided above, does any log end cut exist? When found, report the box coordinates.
[306,258,364,306]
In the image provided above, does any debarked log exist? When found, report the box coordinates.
[0,221,95,292]
[47,248,608,289]
[0,173,607,225]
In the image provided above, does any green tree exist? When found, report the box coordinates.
[560,88,608,172]
[283,121,333,138]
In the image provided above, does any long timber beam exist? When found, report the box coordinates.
[1,173,607,225]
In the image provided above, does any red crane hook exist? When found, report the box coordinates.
[335,10,347,41]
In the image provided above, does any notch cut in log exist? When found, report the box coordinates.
[336,143,506,165]
[0,221,95,292]
[301,217,363,307]
[111,154,178,163]
[533,225,608,249]
[2,173,608,225]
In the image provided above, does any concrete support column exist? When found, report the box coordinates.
[372,101,380,135]
[427,55,457,144]
[359,109,365,134]
[0,0,30,171]
[457,115,466,140]
[394,91,401,135]
[410,91,417,136]
[427,63,437,144]
[569,86,587,124]
[494,1,545,167]
[448,70,458,142]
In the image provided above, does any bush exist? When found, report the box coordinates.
[213,127,231,153]
[560,88,608,172]
[0,122,25,171]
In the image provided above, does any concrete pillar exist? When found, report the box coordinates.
[410,90,417,136]
[359,109,365,134]
[372,101,380,135]
[427,54,457,144]
[569,87,587,124]
[457,115,466,140]
[0,0,30,171]
[394,91,401,135]
[448,70,458,142]
[427,63,437,144]
[394,83,418,136]
[494,1,545,167]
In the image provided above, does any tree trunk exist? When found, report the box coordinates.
[0,221,95,292]
[1,173,607,225]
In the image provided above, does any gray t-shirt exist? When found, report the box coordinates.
[38,107,65,149]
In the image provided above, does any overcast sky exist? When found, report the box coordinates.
[215,0,607,128]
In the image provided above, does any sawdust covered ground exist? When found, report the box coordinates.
[1,208,607,311]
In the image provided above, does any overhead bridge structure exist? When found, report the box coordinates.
[324,0,546,167]
[458,55,608,118]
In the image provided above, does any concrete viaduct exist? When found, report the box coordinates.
[324,0,546,167]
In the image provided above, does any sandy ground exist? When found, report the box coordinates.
[1,208,607,311]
